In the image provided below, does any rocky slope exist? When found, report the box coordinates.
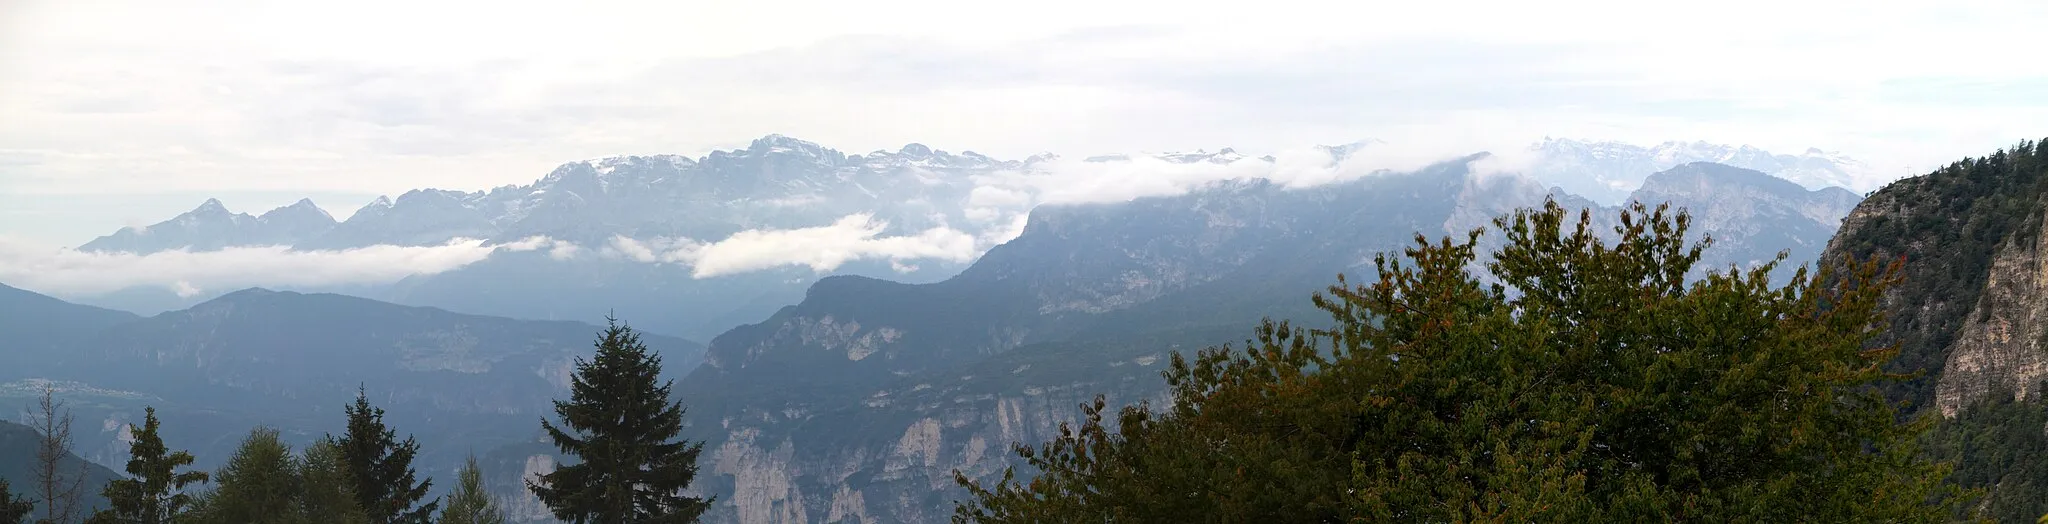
[1820,138,2048,415]
[1816,137,2048,521]
[79,198,336,253]
[477,157,1862,523]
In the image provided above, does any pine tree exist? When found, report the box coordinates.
[437,456,504,524]
[955,201,1963,522]
[0,478,32,524]
[86,408,208,524]
[299,438,370,524]
[335,388,438,524]
[195,427,302,524]
[529,317,711,523]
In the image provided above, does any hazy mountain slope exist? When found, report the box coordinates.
[1530,138,1870,204]
[1629,162,1862,278]
[0,419,123,514]
[0,284,140,373]
[4,289,704,500]
[67,136,1865,341]
[79,198,336,254]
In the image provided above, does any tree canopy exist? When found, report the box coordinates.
[0,477,30,524]
[336,388,437,524]
[530,317,710,523]
[87,407,207,524]
[956,201,1964,522]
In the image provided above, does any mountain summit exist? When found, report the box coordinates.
[79,198,339,253]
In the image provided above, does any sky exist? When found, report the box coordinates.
[1,0,2046,295]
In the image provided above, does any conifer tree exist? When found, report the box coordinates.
[196,427,301,524]
[86,408,208,524]
[529,317,710,523]
[437,456,504,524]
[299,438,370,524]
[0,478,31,524]
[336,388,437,524]
[956,201,1963,522]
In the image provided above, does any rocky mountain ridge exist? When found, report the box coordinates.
[531,157,1867,524]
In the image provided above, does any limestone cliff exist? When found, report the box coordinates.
[1818,138,2048,415]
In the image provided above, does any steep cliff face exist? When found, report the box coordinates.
[1819,138,2048,413]
[1934,226,2048,417]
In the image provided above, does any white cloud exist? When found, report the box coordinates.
[601,215,980,278]
[967,140,1524,211]
[0,236,501,297]
[3,0,2044,250]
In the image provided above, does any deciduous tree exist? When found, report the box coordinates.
[956,201,1963,522]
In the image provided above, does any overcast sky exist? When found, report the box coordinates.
[2,0,2046,249]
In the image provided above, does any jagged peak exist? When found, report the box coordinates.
[259,198,335,223]
[749,134,832,156]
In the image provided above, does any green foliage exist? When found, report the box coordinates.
[530,317,710,523]
[1827,138,2048,408]
[0,477,31,524]
[1926,388,2048,523]
[436,456,503,524]
[193,427,301,524]
[336,388,437,524]
[299,438,370,524]
[86,408,207,524]
[956,201,1963,522]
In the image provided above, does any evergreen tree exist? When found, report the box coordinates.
[437,456,504,524]
[194,427,301,524]
[956,201,1963,522]
[86,408,208,524]
[529,317,710,523]
[0,478,31,524]
[299,438,370,524]
[335,388,437,524]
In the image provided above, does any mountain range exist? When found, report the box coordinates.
[54,136,1871,343]
[7,134,1880,523]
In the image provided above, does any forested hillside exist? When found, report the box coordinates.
[1822,137,2048,522]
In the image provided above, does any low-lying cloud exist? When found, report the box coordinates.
[0,236,501,298]
[599,214,981,278]
[0,142,1541,301]
[973,141,1537,209]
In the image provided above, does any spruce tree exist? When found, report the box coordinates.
[437,456,504,524]
[0,478,31,524]
[335,388,437,524]
[87,408,208,524]
[529,317,710,523]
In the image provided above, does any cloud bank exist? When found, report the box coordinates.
[0,237,500,297]
[598,214,981,278]
[0,213,996,298]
